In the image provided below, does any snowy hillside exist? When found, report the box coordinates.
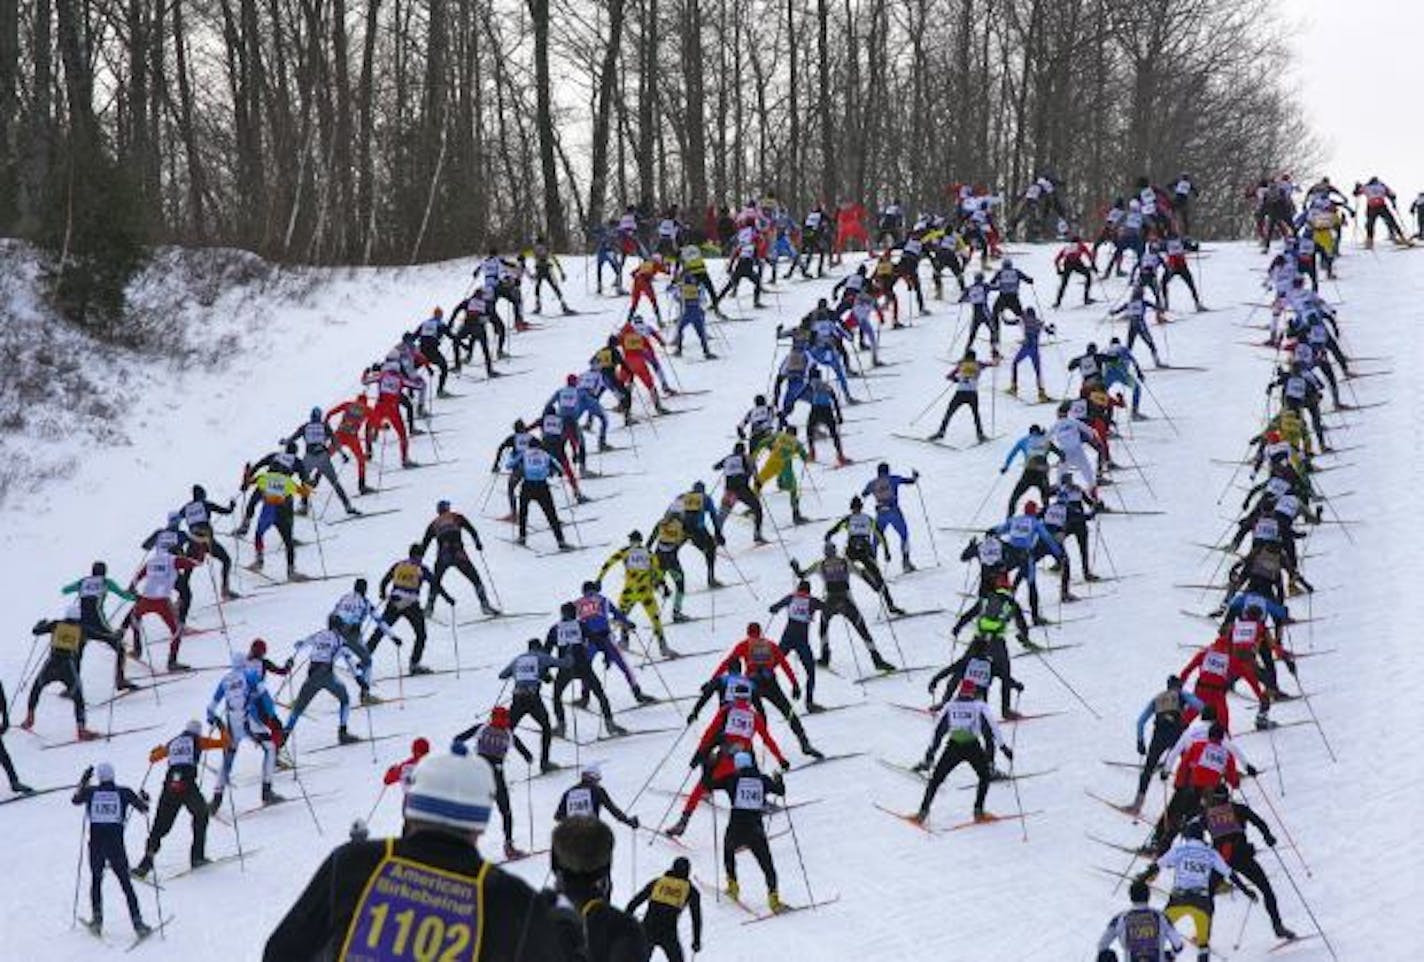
[0,238,1412,962]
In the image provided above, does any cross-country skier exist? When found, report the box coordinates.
[74,763,153,939]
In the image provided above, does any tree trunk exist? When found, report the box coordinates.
[815,0,834,205]
[586,0,627,231]
[681,0,706,216]
[528,0,567,247]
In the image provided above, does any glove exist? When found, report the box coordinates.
[686,711,697,725]
[1157,766,1168,782]
[791,684,802,700]
[926,679,938,695]
[692,941,702,953]
[284,658,295,671]
[475,541,484,553]
[1001,746,1015,761]
[1246,764,1260,777]
[227,498,236,510]
[81,766,94,783]
[1238,884,1259,902]
[779,758,791,772]
[206,710,220,726]
[912,469,920,481]
[998,466,1007,474]
[716,533,726,546]
[139,789,151,802]
[628,816,641,830]
[1264,833,1278,848]
[1136,739,1147,756]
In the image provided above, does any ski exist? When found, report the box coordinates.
[325,508,402,526]
[1088,832,1153,857]
[942,810,1042,832]
[43,723,163,750]
[872,802,936,833]
[740,894,842,924]
[536,541,610,558]
[497,846,550,865]
[163,848,261,880]
[304,732,407,755]
[1267,934,1321,953]
[223,790,340,821]
[125,916,176,952]
[885,607,947,622]
[1003,710,1066,725]
[594,725,681,743]
[1085,789,1145,822]
[455,610,548,628]
[787,751,865,772]
[0,785,70,806]
[635,645,724,668]
[853,664,935,685]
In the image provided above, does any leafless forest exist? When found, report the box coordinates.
[0,0,1312,281]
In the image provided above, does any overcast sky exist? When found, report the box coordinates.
[1292,0,1422,197]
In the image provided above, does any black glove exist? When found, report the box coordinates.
[628,816,641,830]
[692,941,702,953]
[284,658,295,671]
[1264,833,1278,848]
[1238,883,1259,902]
[1136,739,1147,756]
[686,711,697,725]
[716,533,726,547]
[1246,764,1260,777]
[1001,745,1015,761]
[139,789,151,802]
[81,766,94,784]
[791,684,802,700]
[779,758,791,772]
[998,466,1007,475]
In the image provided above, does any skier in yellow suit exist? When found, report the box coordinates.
[597,531,677,658]
[753,425,810,524]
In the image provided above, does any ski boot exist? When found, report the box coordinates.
[671,611,691,624]
[503,841,526,860]
[665,811,691,838]
[86,917,103,937]
[337,725,361,745]
[189,855,211,871]
[409,662,433,676]
[973,808,993,823]
[870,651,897,672]
[726,878,740,900]
[603,717,629,737]
[167,658,191,672]
[287,567,311,583]
[9,781,33,794]
[816,647,831,668]
[208,790,225,815]
[132,856,154,880]
[262,783,287,805]
[633,688,658,706]
[76,726,101,742]
[1037,387,1052,403]
[902,555,916,572]
[911,757,931,774]
[540,759,561,775]
[657,639,680,659]
[768,891,786,913]
[18,711,33,731]
[1005,382,1019,397]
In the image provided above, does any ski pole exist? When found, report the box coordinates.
[966,469,1006,526]
[451,617,462,679]
[70,813,87,928]
[139,806,168,935]
[287,735,324,837]
[715,547,759,602]
[476,547,505,610]
[912,483,942,567]
[205,565,235,657]
[709,776,720,900]
[1267,842,1338,960]
[1243,777,1311,877]
[628,723,693,809]
[647,766,696,841]
[225,774,249,872]
[909,385,953,427]
[366,783,389,823]
[1024,646,1101,719]
[782,791,818,905]
[1232,897,1255,951]
[1007,688,1027,842]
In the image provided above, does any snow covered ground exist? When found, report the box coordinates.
[0,238,1412,961]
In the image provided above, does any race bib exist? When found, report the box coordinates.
[340,852,487,962]
[724,707,755,739]
[733,776,765,810]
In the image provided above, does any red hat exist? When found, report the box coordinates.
[490,706,510,728]
[411,737,431,757]
[958,681,979,698]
